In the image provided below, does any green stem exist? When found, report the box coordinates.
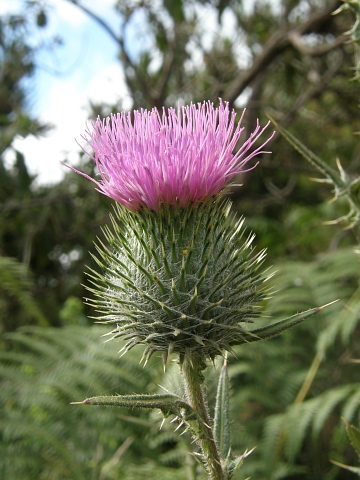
[181,354,225,480]
[294,353,322,404]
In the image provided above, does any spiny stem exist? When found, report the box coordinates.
[181,354,225,480]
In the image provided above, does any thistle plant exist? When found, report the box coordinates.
[68,100,330,479]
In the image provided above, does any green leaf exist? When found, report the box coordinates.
[343,417,360,460]
[214,356,231,460]
[71,393,193,418]
[242,302,338,343]
[268,116,341,186]
[268,116,360,228]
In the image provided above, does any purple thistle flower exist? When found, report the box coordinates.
[67,100,274,211]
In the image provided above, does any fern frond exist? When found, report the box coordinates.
[262,384,360,464]
[265,248,360,356]
[0,325,188,480]
[0,256,48,329]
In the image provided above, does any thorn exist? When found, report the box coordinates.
[157,384,172,395]
[161,351,168,372]
[322,219,340,225]
[192,452,204,458]
[188,356,194,369]
[243,446,256,457]
[174,421,184,432]
[341,416,350,427]
[316,299,339,311]
[336,157,347,181]
[70,400,88,405]
[223,351,228,366]
[327,195,338,205]
[309,177,333,184]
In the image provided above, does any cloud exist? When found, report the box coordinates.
[0,0,22,15]
[84,63,131,108]
[12,58,130,185]
[53,1,88,28]
[5,0,131,185]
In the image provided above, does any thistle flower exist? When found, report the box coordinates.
[69,100,273,211]
[69,100,275,364]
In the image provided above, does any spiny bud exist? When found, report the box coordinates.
[87,198,270,364]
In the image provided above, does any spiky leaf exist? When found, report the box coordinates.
[343,418,360,460]
[214,357,231,460]
[72,393,193,419]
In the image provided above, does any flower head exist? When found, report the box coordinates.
[66,100,276,363]
[68,100,273,211]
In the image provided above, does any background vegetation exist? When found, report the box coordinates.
[1,0,360,478]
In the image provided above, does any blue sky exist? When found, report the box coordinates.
[2,0,133,184]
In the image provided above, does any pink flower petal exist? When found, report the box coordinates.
[65,100,274,211]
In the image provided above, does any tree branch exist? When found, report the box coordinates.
[288,31,347,56]
[223,0,343,107]
[67,0,121,45]
[279,50,344,127]
[65,0,158,106]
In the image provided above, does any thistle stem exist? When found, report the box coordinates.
[181,354,225,480]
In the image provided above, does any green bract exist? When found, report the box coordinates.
[88,197,271,365]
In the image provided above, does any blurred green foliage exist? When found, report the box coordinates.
[1,0,360,478]
[0,326,193,479]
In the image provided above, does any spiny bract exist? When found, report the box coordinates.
[87,197,271,365]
